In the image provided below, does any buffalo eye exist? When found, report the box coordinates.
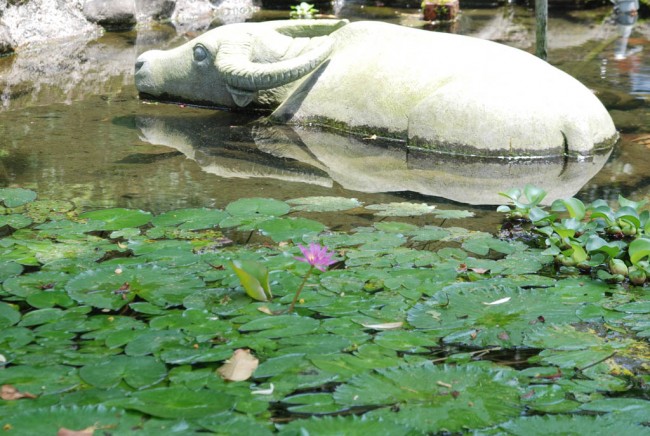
[193,45,208,62]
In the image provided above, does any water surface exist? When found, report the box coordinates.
[1,5,648,229]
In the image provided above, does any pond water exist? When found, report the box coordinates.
[1,4,648,230]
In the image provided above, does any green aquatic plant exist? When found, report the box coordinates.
[498,185,650,285]
[231,260,272,302]
[289,2,318,19]
[2,188,650,433]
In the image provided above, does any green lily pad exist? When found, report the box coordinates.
[334,363,521,433]
[257,217,325,242]
[407,281,583,347]
[494,415,650,436]
[105,386,235,419]
[278,415,413,435]
[238,315,320,339]
[152,208,227,230]
[374,221,419,233]
[462,236,516,256]
[196,411,273,435]
[0,260,23,283]
[1,405,142,435]
[613,301,650,314]
[65,265,205,310]
[0,364,80,395]
[0,188,37,207]
[0,301,21,328]
[433,209,475,219]
[365,202,436,217]
[288,196,362,212]
[0,214,32,229]
[78,208,152,231]
[225,198,290,217]
[79,355,167,389]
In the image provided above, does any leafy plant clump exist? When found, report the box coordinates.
[498,185,650,285]
[289,2,318,19]
[0,188,649,434]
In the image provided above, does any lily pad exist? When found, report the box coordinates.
[225,198,290,217]
[257,217,325,242]
[278,415,412,435]
[365,202,436,217]
[494,415,650,436]
[1,405,142,435]
[407,281,583,347]
[78,208,152,231]
[334,363,521,433]
[79,355,167,389]
[0,188,37,207]
[238,315,320,339]
[152,208,227,230]
[104,386,234,419]
[0,301,21,328]
[0,214,32,229]
[288,196,362,212]
[0,261,23,283]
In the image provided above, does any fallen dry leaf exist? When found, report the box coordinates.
[257,306,274,315]
[361,321,404,330]
[57,426,96,436]
[1,384,37,400]
[217,349,259,381]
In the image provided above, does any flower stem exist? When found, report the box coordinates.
[288,266,313,313]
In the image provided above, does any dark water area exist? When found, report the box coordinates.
[0,4,648,230]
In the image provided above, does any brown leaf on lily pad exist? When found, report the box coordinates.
[217,349,259,381]
[57,426,96,436]
[1,384,37,400]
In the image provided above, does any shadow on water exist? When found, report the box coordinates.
[0,4,649,223]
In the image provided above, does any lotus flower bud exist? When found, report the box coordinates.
[608,259,629,276]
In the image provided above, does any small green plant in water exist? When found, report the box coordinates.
[230,260,272,302]
[289,242,337,313]
[497,185,650,285]
[290,2,318,19]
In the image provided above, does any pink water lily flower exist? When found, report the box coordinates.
[295,243,337,271]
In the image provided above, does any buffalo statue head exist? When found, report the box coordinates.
[134,19,348,110]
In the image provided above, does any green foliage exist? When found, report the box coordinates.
[289,2,318,19]
[231,260,273,302]
[0,188,649,432]
[498,186,650,285]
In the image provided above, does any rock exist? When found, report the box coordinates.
[3,0,101,48]
[171,0,217,33]
[0,20,16,55]
[83,0,137,30]
[135,0,176,22]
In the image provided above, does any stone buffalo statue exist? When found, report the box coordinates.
[134,19,618,158]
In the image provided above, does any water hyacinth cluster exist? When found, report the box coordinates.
[498,185,650,285]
